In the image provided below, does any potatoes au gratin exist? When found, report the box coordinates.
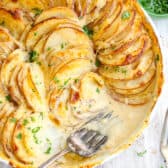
[0,0,163,168]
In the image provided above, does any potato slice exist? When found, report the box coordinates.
[110,77,156,105]
[99,49,153,80]
[17,63,47,112]
[98,34,150,66]
[88,0,116,27]
[25,18,80,50]
[1,106,27,158]
[70,72,112,119]
[0,49,27,87]
[50,58,95,89]
[1,0,47,10]
[43,27,92,53]
[0,8,26,39]
[107,62,156,90]
[93,2,123,41]
[35,7,78,24]
[12,112,66,166]
[46,46,95,80]
[8,64,26,104]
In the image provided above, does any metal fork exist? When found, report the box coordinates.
[39,128,108,168]
[161,109,168,167]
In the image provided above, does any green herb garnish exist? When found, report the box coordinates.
[32,127,41,133]
[0,101,3,104]
[32,8,43,16]
[95,59,101,67]
[121,11,131,20]
[137,150,147,157]
[139,0,168,15]
[31,117,36,122]
[16,133,22,140]
[45,147,51,154]
[96,88,100,94]
[5,95,11,102]
[54,77,60,84]
[23,119,29,126]
[29,50,38,62]
[83,25,93,37]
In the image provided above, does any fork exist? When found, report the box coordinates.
[39,111,114,168]
[161,109,168,167]
[39,128,108,168]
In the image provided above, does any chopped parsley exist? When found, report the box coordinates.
[32,127,41,133]
[54,77,60,84]
[30,116,36,122]
[96,88,100,94]
[23,119,29,126]
[137,150,147,157]
[5,95,11,102]
[45,147,51,154]
[34,32,38,36]
[0,100,3,104]
[45,138,52,154]
[83,25,93,38]
[29,50,38,62]
[95,59,101,67]
[64,78,71,86]
[0,20,5,26]
[16,133,22,140]
[10,118,17,123]
[33,134,41,144]
[74,78,79,84]
[47,47,51,51]
[121,11,131,20]
[32,8,43,16]
[60,42,68,49]
[138,0,168,15]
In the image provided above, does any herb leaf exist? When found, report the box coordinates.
[32,8,43,16]
[137,150,147,157]
[83,25,93,37]
[29,50,38,62]
[5,95,11,102]
[32,127,41,133]
[121,11,131,20]
[16,133,22,140]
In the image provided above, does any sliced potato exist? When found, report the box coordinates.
[98,34,150,66]
[0,8,26,39]
[99,49,153,80]
[46,46,95,80]
[93,2,123,41]
[50,58,95,89]
[12,112,66,166]
[43,27,92,53]
[0,49,27,87]
[25,18,81,50]
[17,63,47,112]
[109,77,156,105]
[88,0,116,27]
[8,64,26,104]
[1,106,26,158]
[35,7,78,24]
[107,62,156,90]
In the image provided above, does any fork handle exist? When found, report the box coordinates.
[39,148,70,168]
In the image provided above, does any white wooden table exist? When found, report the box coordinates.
[99,16,168,168]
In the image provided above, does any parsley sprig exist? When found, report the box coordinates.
[139,0,168,15]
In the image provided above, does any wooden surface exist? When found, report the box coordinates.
[98,17,168,168]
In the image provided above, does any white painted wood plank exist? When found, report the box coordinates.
[98,17,168,168]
